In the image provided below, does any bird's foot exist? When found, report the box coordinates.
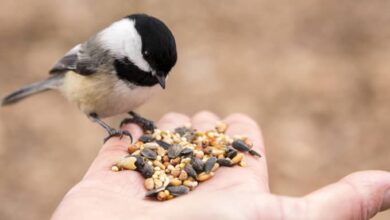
[104,128,133,143]
[120,111,156,133]
[89,113,133,143]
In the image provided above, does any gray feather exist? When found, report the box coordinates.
[1,74,63,106]
[49,39,110,76]
[49,44,80,74]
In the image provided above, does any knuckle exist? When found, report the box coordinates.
[226,113,259,130]
[193,111,219,120]
[161,112,189,122]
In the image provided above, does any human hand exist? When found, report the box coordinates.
[52,111,390,220]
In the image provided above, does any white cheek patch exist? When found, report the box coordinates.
[98,18,151,72]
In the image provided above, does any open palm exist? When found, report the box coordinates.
[52,112,390,220]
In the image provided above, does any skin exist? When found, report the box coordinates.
[52,111,390,220]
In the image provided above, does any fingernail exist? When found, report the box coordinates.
[381,189,390,211]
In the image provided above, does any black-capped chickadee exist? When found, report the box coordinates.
[1,14,177,142]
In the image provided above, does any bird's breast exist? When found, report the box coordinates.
[60,71,161,118]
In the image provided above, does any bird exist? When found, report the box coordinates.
[1,13,177,142]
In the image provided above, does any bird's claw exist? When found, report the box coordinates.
[103,129,133,143]
[120,111,156,133]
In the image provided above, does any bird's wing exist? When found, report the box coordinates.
[49,43,98,75]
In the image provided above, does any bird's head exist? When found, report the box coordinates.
[99,14,177,89]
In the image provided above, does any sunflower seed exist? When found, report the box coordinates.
[168,144,182,159]
[174,127,190,136]
[227,148,238,159]
[184,164,197,179]
[175,127,195,141]
[183,133,195,142]
[134,155,145,169]
[140,163,154,178]
[139,134,154,143]
[249,149,261,157]
[166,185,190,196]
[156,140,171,150]
[141,148,157,160]
[204,157,217,173]
[217,158,233,167]
[232,139,251,152]
[180,148,193,156]
[190,157,204,172]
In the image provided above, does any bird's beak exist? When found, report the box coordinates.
[156,73,166,89]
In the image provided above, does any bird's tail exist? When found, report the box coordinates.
[1,74,63,106]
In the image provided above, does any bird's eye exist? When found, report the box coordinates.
[143,50,150,57]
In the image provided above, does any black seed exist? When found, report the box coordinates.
[156,140,171,150]
[190,157,204,172]
[232,140,251,152]
[204,157,217,173]
[217,158,233,167]
[174,127,190,136]
[168,144,182,159]
[227,149,238,159]
[139,134,154,143]
[175,127,195,141]
[141,148,157,160]
[184,164,197,179]
[140,163,154,178]
[134,155,145,169]
[183,133,195,142]
[180,148,193,156]
[249,149,262,157]
[166,186,190,196]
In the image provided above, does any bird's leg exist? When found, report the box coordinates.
[89,113,133,143]
[120,111,156,133]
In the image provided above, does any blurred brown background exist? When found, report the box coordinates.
[0,0,389,219]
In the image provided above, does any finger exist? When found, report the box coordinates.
[224,113,269,191]
[157,112,191,131]
[304,170,390,219]
[192,112,268,193]
[191,111,220,130]
[225,113,265,156]
[84,123,143,178]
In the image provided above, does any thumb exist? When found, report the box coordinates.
[304,170,390,220]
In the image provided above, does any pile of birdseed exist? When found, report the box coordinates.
[111,121,261,201]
